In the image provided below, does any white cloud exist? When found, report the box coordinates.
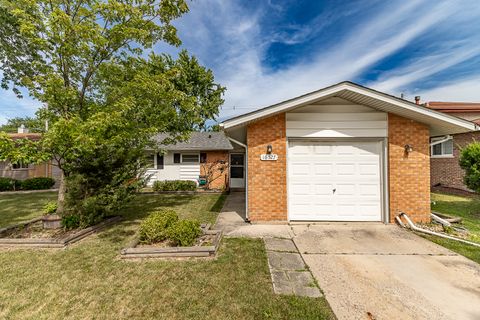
[171,0,471,120]
[416,77,480,102]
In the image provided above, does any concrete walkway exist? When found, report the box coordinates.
[215,193,480,319]
[215,192,294,238]
[264,237,322,297]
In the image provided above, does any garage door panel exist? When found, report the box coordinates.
[314,163,333,175]
[288,140,382,222]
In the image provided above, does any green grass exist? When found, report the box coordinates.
[429,192,480,263]
[0,192,58,228]
[0,193,334,319]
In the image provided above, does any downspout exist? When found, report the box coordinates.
[397,212,480,248]
[226,137,249,222]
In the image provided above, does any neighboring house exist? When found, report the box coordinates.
[425,102,480,191]
[220,82,476,224]
[146,132,235,189]
[0,127,61,182]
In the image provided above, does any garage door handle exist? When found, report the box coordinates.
[332,188,336,194]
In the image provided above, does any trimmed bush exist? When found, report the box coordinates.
[152,180,197,192]
[139,209,179,244]
[21,177,55,190]
[167,219,202,247]
[0,177,20,191]
[62,214,80,230]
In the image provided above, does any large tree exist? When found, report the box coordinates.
[0,0,225,222]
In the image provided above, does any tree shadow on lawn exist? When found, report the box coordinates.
[0,192,58,227]
[97,194,214,246]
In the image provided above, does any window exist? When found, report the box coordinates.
[146,153,155,169]
[431,138,453,157]
[12,161,29,170]
[173,153,181,164]
[200,152,207,164]
[182,154,200,163]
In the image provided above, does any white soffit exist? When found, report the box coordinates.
[221,82,477,136]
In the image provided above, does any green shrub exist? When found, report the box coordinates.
[460,142,480,192]
[139,210,179,244]
[152,180,197,192]
[167,219,202,247]
[0,177,20,191]
[62,215,80,230]
[43,201,58,214]
[21,177,55,190]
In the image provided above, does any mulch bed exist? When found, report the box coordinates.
[431,186,478,198]
[0,216,121,248]
[1,220,78,239]
[120,228,223,259]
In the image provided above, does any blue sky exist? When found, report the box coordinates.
[1,0,480,124]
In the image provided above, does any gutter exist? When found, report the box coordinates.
[226,137,249,222]
[397,212,480,248]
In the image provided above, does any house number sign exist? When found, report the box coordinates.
[260,154,278,161]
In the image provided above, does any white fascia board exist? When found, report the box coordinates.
[346,86,477,132]
[221,82,477,132]
[222,83,350,129]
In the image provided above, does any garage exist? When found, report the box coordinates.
[288,140,383,221]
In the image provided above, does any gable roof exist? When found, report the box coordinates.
[426,102,480,113]
[153,132,233,151]
[220,81,477,136]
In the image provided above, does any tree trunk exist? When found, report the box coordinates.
[57,171,67,215]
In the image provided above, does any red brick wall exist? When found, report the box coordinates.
[200,151,229,190]
[388,114,431,223]
[430,132,480,191]
[247,114,287,221]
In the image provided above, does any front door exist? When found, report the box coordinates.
[230,153,245,188]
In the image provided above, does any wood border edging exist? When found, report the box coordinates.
[0,216,122,248]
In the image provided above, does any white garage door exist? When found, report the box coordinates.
[288,140,383,221]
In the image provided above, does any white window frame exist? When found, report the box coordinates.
[146,152,157,169]
[11,161,29,170]
[181,153,200,164]
[430,137,454,158]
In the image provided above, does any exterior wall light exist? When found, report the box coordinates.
[404,144,413,153]
[266,145,273,154]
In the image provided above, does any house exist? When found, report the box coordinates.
[146,132,234,189]
[220,82,476,223]
[0,127,60,182]
[425,101,480,191]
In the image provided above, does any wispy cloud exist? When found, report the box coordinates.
[417,76,480,102]
[1,0,480,125]
[170,0,480,121]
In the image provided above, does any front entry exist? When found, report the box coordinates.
[288,140,383,221]
[230,153,245,188]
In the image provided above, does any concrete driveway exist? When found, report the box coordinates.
[292,224,480,320]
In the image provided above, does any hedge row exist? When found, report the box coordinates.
[152,180,197,192]
[0,177,56,192]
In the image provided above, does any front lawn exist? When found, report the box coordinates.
[0,191,58,228]
[0,193,334,319]
[429,192,480,264]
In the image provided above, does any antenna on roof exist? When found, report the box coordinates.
[400,93,404,99]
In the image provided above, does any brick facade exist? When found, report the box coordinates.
[247,114,287,221]
[430,132,480,191]
[244,112,432,223]
[200,151,229,190]
[388,114,431,223]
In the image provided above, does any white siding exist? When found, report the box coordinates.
[286,103,387,138]
[145,151,200,186]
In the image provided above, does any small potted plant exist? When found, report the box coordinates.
[41,201,61,229]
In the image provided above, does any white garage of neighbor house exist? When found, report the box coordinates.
[220,81,477,223]
[145,132,234,190]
